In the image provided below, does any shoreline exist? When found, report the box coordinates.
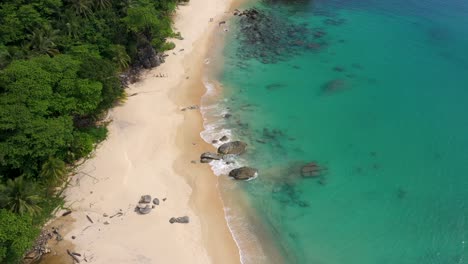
[41,0,243,263]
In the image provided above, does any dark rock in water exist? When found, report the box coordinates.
[322,79,347,94]
[263,128,286,139]
[397,188,406,199]
[153,198,160,205]
[220,135,229,142]
[229,167,258,180]
[223,113,232,119]
[318,176,327,185]
[139,195,151,203]
[200,152,222,163]
[234,8,312,64]
[301,162,327,178]
[169,216,190,224]
[266,83,287,91]
[212,140,219,144]
[306,42,321,50]
[324,18,346,26]
[313,30,326,38]
[218,141,247,155]
[333,66,345,72]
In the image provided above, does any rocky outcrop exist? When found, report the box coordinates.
[229,167,258,180]
[136,43,165,69]
[234,8,314,64]
[200,152,222,163]
[218,141,247,155]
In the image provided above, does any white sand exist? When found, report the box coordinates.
[49,1,242,263]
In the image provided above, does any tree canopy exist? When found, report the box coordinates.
[0,0,185,262]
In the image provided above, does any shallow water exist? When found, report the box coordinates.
[203,0,468,263]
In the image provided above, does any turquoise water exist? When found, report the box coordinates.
[207,0,468,263]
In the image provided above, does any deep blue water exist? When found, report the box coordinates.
[205,0,468,263]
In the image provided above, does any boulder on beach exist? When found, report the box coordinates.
[139,195,152,203]
[229,167,258,180]
[176,216,189,223]
[169,216,190,224]
[200,152,222,163]
[153,198,160,205]
[219,135,229,142]
[136,204,152,214]
[218,141,247,155]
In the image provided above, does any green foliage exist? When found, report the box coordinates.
[0,0,186,262]
[0,177,42,216]
[160,41,176,52]
[0,210,40,263]
[40,157,67,184]
[123,3,162,35]
[0,55,104,174]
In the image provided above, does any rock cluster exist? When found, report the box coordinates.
[233,8,314,64]
[23,227,62,263]
[200,139,259,181]
[135,194,161,214]
[169,216,190,224]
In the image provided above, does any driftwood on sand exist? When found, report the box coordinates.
[67,249,80,263]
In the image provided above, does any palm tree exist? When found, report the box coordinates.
[94,0,112,10]
[110,45,131,70]
[0,177,42,216]
[40,157,68,184]
[118,0,136,15]
[60,9,81,39]
[27,26,60,56]
[69,0,93,17]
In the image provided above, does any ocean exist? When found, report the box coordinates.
[201,0,468,263]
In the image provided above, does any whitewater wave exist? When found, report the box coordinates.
[200,79,268,264]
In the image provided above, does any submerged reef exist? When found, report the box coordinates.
[234,8,320,63]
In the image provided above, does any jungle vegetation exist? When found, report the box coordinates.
[0,0,187,262]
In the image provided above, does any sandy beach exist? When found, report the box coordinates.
[42,0,242,263]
